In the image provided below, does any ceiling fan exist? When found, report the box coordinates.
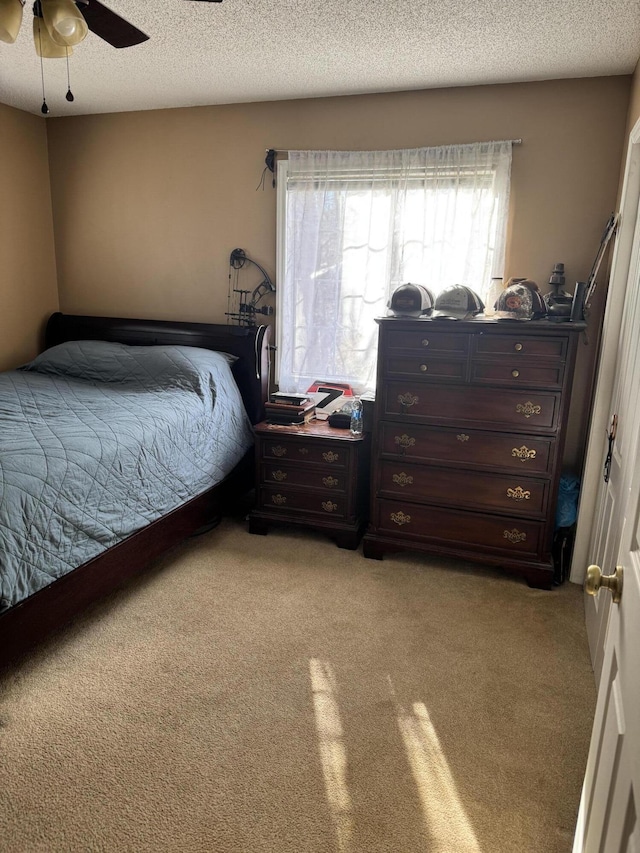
[0,0,223,52]
[0,0,222,112]
[72,0,222,47]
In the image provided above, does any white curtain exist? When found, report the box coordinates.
[278,141,512,394]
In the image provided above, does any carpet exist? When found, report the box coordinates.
[0,516,596,852]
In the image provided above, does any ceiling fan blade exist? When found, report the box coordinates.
[79,0,149,48]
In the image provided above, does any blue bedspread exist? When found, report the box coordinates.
[0,341,254,612]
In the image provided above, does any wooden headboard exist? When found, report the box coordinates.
[45,313,271,424]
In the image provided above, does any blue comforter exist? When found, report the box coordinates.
[0,340,254,611]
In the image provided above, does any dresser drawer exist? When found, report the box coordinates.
[384,382,561,432]
[378,461,549,517]
[262,438,348,468]
[259,487,347,519]
[472,332,568,361]
[374,499,544,557]
[260,463,347,492]
[385,355,467,382]
[470,360,564,389]
[386,328,469,356]
[379,423,555,473]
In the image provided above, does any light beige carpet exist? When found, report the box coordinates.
[0,515,595,853]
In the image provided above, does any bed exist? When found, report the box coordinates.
[0,312,270,669]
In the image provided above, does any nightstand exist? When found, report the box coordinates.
[248,419,371,549]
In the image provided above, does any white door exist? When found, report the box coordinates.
[585,211,640,681]
[572,418,640,851]
[584,414,620,683]
[572,119,640,851]
[574,119,640,682]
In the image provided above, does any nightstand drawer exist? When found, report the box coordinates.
[379,423,555,473]
[374,499,544,557]
[378,461,548,517]
[259,487,347,519]
[262,438,348,468]
[260,463,347,492]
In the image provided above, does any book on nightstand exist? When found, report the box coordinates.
[269,392,313,407]
[264,401,316,425]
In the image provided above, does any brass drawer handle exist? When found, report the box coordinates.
[506,486,531,501]
[512,446,537,462]
[398,392,419,410]
[511,369,520,378]
[322,475,339,488]
[394,434,416,455]
[516,401,541,418]
[272,445,287,457]
[322,501,338,513]
[420,364,428,372]
[457,433,469,442]
[421,339,429,347]
[323,450,339,463]
[503,528,526,543]
[514,343,523,352]
[271,494,287,505]
[272,470,287,481]
[391,511,411,526]
[392,472,413,487]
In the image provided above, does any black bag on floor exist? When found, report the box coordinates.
[552,524,576,585]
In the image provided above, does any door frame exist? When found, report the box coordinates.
[571,117,640,584]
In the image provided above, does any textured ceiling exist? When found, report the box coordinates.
[0,0,639,117]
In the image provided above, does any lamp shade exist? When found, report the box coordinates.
[41,0,86,46]
[0,0,23,44]
[33,15,72,57]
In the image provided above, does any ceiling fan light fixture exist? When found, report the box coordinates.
[41,0,87,46]
[0,0,23,44]
[33,14,72,56]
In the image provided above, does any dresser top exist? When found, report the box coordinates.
[376,316,587,334]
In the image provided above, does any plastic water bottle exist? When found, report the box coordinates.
[350,397,363,435]
[484,277,504,317]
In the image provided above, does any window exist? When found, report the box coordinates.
[276,142,512,393]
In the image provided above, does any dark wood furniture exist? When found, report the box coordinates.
[363,317,584,588]
[249,419,370,549]
[0,312,270,670]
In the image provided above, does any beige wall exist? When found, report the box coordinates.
[0,103,58,369]
[47,77,630,322]
[46,76,631,468]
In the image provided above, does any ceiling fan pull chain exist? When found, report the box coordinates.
[36,21,49,114]
[65,47,74,101]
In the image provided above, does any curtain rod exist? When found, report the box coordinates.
[266,139,522,153]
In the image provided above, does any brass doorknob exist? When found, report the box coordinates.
[585,564,623,604]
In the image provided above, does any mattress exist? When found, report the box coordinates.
[0,340,254,611]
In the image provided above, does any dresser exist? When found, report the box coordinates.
[362,317,585,588]
[249,420,370,549]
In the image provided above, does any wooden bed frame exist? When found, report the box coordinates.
[0,313,270,670]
